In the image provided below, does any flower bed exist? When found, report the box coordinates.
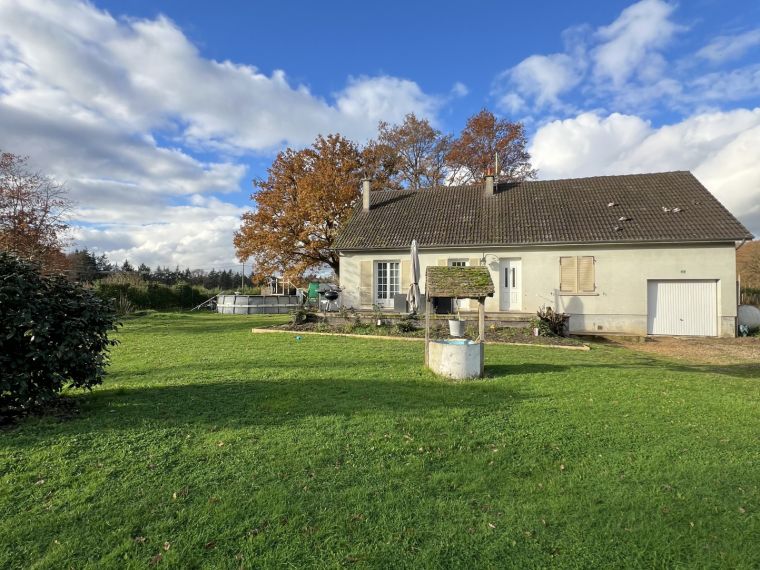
[268,320,586,347]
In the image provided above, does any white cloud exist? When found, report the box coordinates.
[492,0,760,117]
[697,28,760,63]
[335,76,442,130]
[71,199,249,270]
[0,0,445,268]
[530,108,760,234]
[530,112,652,177]
[689,65,760,104]
[493,0,688,116]
[592,0,682,88]
[496,53,584,111]
[450,82,469,98]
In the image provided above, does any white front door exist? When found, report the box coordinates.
[375,261,400,308]
[499,258,522,311]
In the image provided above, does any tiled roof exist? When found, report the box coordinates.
[334,171,753,250]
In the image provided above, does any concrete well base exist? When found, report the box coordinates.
[427,339,484,379]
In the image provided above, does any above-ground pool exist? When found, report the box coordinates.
[216,294,300,315]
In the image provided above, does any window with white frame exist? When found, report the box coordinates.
[448,259,468,267]
[375,260,400,306]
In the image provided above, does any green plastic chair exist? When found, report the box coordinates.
[307,282,320,307]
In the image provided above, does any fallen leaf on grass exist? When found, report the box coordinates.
[204,541,216,550]
[163,542,171,551]
[738,506,746,514]
[488,523,496,529]
[149,553,162,566]
[134,536,147,544]
[216,441,225,447]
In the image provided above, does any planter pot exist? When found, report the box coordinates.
[448,319,465,338]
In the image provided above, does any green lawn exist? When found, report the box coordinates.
[1,312,758,569]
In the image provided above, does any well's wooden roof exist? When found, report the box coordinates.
[425,266,495,299]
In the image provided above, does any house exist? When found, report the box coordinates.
[334,172,754,337]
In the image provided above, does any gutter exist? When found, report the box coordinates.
[335,238,749,253]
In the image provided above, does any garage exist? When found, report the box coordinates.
[647,280,718,336]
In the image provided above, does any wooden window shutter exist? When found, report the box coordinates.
[560,256,577,292]
[578,256,595,292]
[437,258,448,266]
[469,257,481,267]
[359,260,373,306]
[400,260,411,293]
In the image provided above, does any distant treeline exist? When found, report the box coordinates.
[65,249,257,313]
[65,249,250,289]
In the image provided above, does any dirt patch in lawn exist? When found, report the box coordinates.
[619,336,760,366]
[268,322,586,347]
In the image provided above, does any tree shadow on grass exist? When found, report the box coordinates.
[4,374,529,438]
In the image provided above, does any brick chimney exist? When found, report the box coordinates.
[362,178,371,211]
[484,172,495,196]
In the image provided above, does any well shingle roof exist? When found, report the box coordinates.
[334,171,752,250]
[425,266,495,299]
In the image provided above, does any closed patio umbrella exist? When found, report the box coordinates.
[407,239,421,313]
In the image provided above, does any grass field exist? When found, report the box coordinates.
[1,312,758,568]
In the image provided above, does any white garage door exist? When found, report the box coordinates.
[647,280,718,336]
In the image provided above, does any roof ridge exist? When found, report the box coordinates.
[367,171,695,194]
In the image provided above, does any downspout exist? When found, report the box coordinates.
[735,238,748,336]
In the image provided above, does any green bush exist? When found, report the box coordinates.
[394,314,419,333]
[290,307,319,325]
[0,253,119,420]
[741,287,760,307]
[94,273,215,313]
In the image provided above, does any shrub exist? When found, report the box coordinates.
[94,273,215,311]
[394,317,418,333]
[740,287,760,307]
[290,307,319,325]
[533,305,570,336]
[0,253,119,420]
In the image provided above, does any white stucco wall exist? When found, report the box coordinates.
[339,242,738,337]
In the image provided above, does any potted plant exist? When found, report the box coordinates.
[372,303,384,326]
[448,299,466,337]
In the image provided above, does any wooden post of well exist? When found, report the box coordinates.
[424,296,431,366]
[478,297,485,377]
[478,297,485,342]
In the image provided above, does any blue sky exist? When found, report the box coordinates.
[1,0,759,268]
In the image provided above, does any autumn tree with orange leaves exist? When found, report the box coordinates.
[447,109,536,183]
[234,134,365,282]
[235,111,536,282]
[0,151,71,270]
[377,114,450,189]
